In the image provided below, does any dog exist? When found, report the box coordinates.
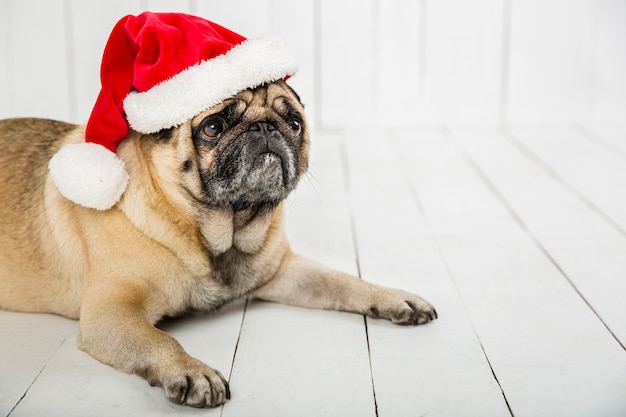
[0,81,437,407]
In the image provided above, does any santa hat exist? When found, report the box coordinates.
[49,12,297,210]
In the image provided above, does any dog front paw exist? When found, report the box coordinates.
[148,358,230,408]
[368,291,438,326]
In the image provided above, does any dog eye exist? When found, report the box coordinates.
[201,119,225,141]
[288,119,302,136]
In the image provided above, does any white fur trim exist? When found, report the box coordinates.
[124,34,297,134]
[48,143,129,210]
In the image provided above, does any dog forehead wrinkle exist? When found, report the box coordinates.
[249,84,268,106]
[273,96,298,114]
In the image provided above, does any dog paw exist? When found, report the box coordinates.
[150,358,230,408]
[368,291,438,326]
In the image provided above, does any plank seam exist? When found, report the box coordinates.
[389,128,515,417]
[451,127,625,351]
[506,129,626,238]
[339,134,379,417]
[220,297,250,416]
[6,335,70,417]
[575,124,626,161]
[363,317,379,417]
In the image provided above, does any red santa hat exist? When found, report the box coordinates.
[49,12,297,210]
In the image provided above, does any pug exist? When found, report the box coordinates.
[0,81,436,408]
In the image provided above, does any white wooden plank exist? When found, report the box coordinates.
[423,0,504,125]
[141,0,192,13]
[68,0,141,124]
[591,0,626,123]
[0,2,11,118]
[3,0,71,121]
[511,126,626,232]
[393,128,626,416]
[376,0,422,126]
[196,0,270,37]
[584,124,626,155]
[223,132,376,417]
[223,303,375,417]
[507,0,594,124]
[319,0,376,128]
[9,302,244,416]
[343,130,512,416]
[0,312,75,416]
[285,132,357,273]
[454,126,626,348]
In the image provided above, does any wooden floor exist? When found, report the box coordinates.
[2,125,626,417]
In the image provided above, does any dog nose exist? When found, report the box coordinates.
[249,121,276,134]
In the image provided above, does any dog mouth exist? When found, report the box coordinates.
[200,144,298,210]
[252,152,290,187]
[242,151,292,199]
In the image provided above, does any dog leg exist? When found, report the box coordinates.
[253,253,437,325]
[78,286,230,408]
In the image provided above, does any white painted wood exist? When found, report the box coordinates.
[223,132,376,417]
[0,312,74,416]
[507,0,594,124]
[591,0,626,123]
[3,0,626,126]
[196,0,269,37]
[343,130,511,416]
[393,128,626,416]
[0,2,11,118]
[68,1,141,124]
[223,303,375,417]
[3,0,71,121]
[376,0,422,126]
[8,302,244,416]
[584,124,626,155]
[286,132,357,273]
[140,0,192,13]
[453,127,626,348]
[423,0,504,125]
[318,0,376,128]
[511,127,626,232]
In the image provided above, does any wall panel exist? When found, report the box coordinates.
[507,0,594,124]
[377,0,422,126]
[3,0,71,121]
[423,0,504,125]
[592,0,626,123]
[318,0,376,128]
[68,0,142,123]
[0,0,624,128]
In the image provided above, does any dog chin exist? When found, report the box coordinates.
[232,153,292,208]
[202,153,294,211]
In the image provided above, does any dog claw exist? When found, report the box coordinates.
[159,360,230,408]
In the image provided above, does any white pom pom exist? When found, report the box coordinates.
[48,143,129,210]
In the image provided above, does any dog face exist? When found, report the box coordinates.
[139,81,309,215]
